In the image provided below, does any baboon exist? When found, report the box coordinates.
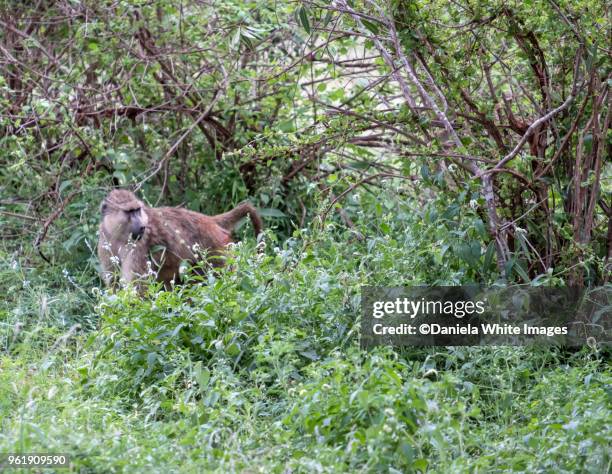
[97,190,262,290]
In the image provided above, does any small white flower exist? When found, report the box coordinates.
[469,199,478,209]
[62,268,76,284]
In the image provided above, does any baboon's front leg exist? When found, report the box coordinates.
[120,246,149,292]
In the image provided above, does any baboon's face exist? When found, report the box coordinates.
[100,190,149,243]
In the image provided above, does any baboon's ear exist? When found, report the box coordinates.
[101,202,108,214]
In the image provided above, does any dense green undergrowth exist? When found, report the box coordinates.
[0,196,610,473]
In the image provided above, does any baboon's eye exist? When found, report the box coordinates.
[101,203,107,213]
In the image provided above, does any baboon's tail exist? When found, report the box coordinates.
[213,202,263,237]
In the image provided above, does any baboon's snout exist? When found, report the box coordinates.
[131,226,146,240]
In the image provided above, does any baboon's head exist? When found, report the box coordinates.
[100,190,149,242]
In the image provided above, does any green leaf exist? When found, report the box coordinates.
[513,259,530,282]
[362,19,379,35]
[59,179,73,194]
[278,119,295,132]
[297,6,311,34]
[259,208,287,218]
[414,458,428,472]
[514,230,532,261]
[226,342,241,357]
[299,350,319,361]
[146,352,157,368]
[322,10,333,27]
[457,241,481,267]
[194,362,210,391]
[474,219,488,239]
[240,34,253,50]
[483,241,496,271]
[112,170,127,184]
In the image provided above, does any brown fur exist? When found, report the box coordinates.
[97,190,263,290]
